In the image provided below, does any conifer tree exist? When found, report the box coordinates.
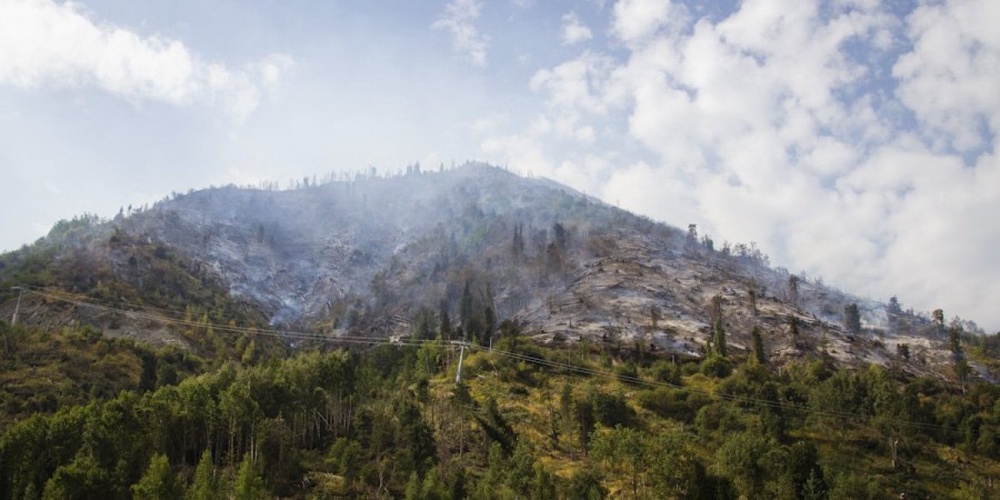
[713,318,727,358]
[186,449,217,500]
[132,453,182,500]
[233,454,266,500]
[844,304,861,334]
[788,275,800,308]
[750,326,766,365]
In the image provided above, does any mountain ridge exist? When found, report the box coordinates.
[1,162,994,383]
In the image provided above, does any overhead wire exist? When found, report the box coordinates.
[15,285,968,438]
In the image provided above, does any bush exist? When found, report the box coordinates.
[648,360,682,385]
[701,355,732,378]
[637,387,709,423]
[592,391,635,428]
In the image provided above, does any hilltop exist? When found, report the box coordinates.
[1,163,992,382]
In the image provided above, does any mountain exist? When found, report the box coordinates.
[4,163,1000,499]
[0,163,993,381]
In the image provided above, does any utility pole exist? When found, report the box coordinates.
[11,286,23,326]
[453,341,468,384]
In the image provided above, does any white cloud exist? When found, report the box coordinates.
[893,0,1000,153]
[0,0,289,118]
[561,12,593,45]
[432,0,489,67]
[611,0,685,45]
[486,0,1000,329]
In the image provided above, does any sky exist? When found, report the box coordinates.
[1,0,999,330]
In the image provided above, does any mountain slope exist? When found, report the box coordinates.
[1,163,992,382]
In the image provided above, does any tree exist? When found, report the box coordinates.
[713,318,727,358]
[591,426,647,499]
[132,453,182,500]
[788,275,800,308]
[512,222,525,261]
[750,326,766,366]
[844,304,861,335]
[507,439,536,495]
[701,234,714,252]
[647,432,701,498]
[531,464,557,500]
[460,280,474,337]
[566,465,606,500]
[438,302,453,341]
[482,306,495,346]
[41,450,110,500]
[233,454,266,500]
[949,325,963,354]
[477,398,517,456]
[896,343,910,361]
[397,403,437,477]
[710,294,723,325]
[186,449,218,500]
[552,222,567,250]
[887,296,902,315]
[575,398,596,453]
[714,431,772,498]
[933,309,945,338]
[955,359,971,393]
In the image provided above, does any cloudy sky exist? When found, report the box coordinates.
[1,0,998,329]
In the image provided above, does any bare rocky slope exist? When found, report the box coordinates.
[1,163,991,381]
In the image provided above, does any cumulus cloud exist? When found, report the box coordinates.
[432,0,489,67]
[485,0,1000,329]
[893,0,1000,154]
[0,0,290,118]
[561,12,593,45]
[611,0,685,45]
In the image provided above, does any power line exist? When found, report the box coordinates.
[17,286,968,437]
[18,286,435,349]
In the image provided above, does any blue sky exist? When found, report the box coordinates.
[1,0,999,331]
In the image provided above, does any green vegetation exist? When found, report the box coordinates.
[1,317,998,499]
[1,185,998,498]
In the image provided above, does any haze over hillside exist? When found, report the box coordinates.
[3,0,999,334]
[2,163,993,384]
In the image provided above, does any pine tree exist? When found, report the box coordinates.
[186,449,217,500]
[233,454,266,500]
[713,318,727,358]
[844,304,861,334]
[132,453,182,500]
[439,301,453,340]
[750,326,766,365]
[788,275,799,308]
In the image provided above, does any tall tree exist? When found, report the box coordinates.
[844,304,861,334]
[575,399,596,453]
[750,326,766,366]
[132,453,182,500]
[186,449,218,500]
[748,285,758,317]
[233,454,266,500]
[933,309,945,338]
[438,301,453,340]
[511,222,525,261]
[713,318,728,358]
[788,275,800,308]
[590,425,647,499]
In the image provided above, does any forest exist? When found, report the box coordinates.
[1,168,999,499]
[1,313,999,500]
